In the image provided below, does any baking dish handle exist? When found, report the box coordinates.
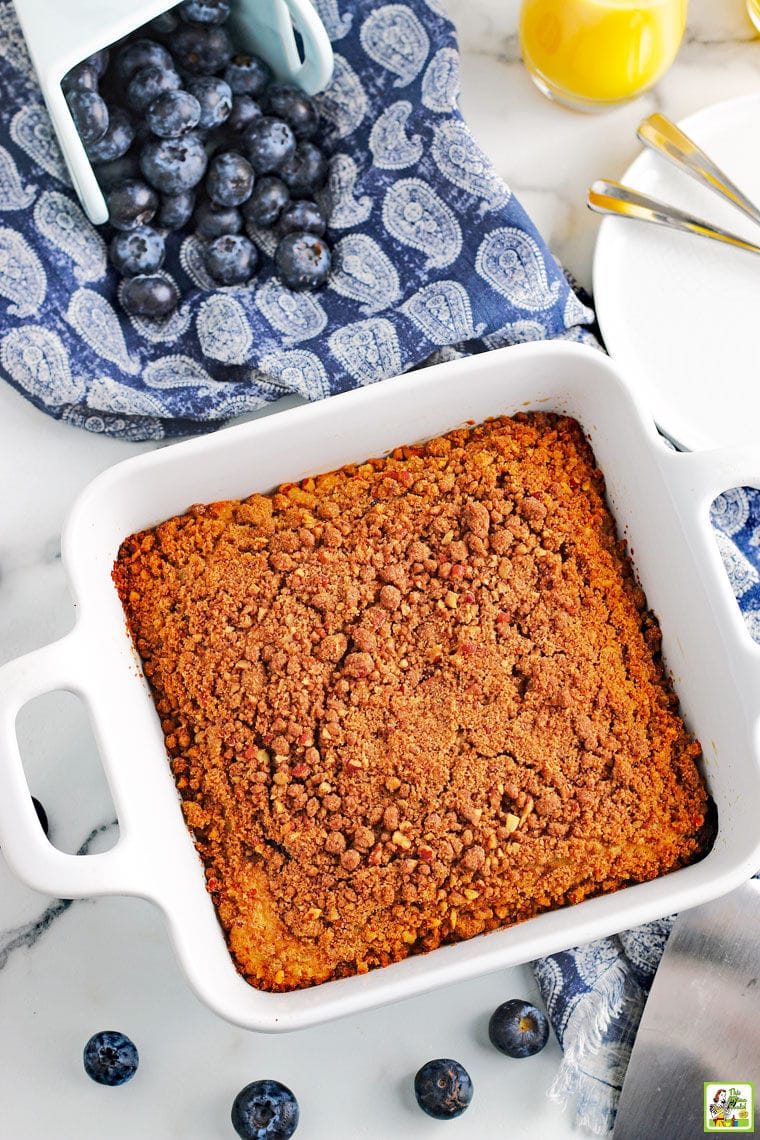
[0,629,150,900]
[664,443,760,689]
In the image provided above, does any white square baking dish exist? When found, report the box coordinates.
[1,340,759,1031]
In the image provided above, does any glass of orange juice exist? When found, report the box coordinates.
[519,0,688,112]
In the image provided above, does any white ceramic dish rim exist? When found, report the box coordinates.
[1,340,759,1032]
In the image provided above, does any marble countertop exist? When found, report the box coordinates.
[1,2,758,1137]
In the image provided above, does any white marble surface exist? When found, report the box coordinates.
[1,2,759,1137]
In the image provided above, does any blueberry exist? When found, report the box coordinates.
[242,175,289,227]
[126,63,181,115]
[193,198,243,239]
[83,1031,139,1086]
[278,141,327,197]
[173,24,233,75]
[93,151,142,193]
[110,226,165,276]
[157,189,196,231]
[61,62,99,93]
[85,48,110,77]
[278,199,325,237]
[224,53,271,98]
[66,90,109,145]
[488,999,550,1058]
[31,796,49,836]
[225,94,262,136]
[414,1059,473,1120]
[146,90,202,138]
[106,179,158,230]
[204,233,258,284]
[185,77,233,131]
[143,11,180,36]
[120,274,180,317]
[85,107,134,163]
[140,132,208,193]
[178,0,232,24]
[244,116,295,174]
[206,150,254,207]
[274,231,330,291]
[231,1079,299,1140]
[113,39,174,86]
[264,84,319,140]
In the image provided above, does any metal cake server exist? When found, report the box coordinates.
[637,112,760,228]
[587,179,760,256]
[613,879,760,1138]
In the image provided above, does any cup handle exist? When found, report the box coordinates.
[236,0,334,95]
[0,629,151,899]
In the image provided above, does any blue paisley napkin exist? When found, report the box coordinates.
[534,487,760,1134]
[0,0,595,439]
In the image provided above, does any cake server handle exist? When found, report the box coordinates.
[637,112,760,229]
[0,629,151,899]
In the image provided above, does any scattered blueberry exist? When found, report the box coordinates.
[65,90,109,145]
[278,140,327,197]
[173,23,233,75]
[110,226,165,276]
[488,999,550,1058]
[225,94,262,136]
[85,106,134,163]
[414,1059,473,1120]
[140,132,208,193]
[31,796,48,837]
[278,199,325,237]
[194,198,243,239]
[83,1031,139,1086]
[186,76,233,130]
[231,1079,299,1140]
[178,0,232,24]
[62,62,99,93]
[242,175,289,227]
[120,274,180,318]
[275,231,331,291]
[157,189,196,231]
[244,115,296,174]
[114,39,174,86]
[204,233,258,284]
[146,90,202,138]
[265,84,319,140]
[126,63,181,115]
[106,179,158,231]
[224,53,271,97]
[206,150,254,206]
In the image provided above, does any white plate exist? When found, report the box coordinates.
[593,93,760,451]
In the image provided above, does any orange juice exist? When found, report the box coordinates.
[519,0,688,111]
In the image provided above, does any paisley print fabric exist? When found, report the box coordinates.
[0,0,593,439]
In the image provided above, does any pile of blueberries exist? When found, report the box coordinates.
[82,999,550,1137]
[62,0,333,318]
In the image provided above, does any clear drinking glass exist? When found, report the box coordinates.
[519,0,688,112]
